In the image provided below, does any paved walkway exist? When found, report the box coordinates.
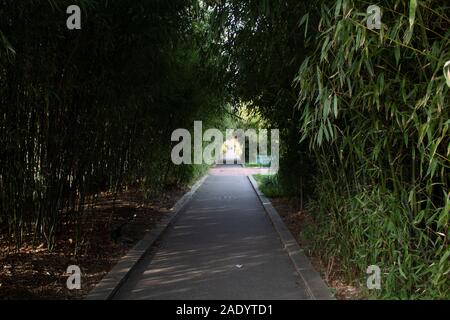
[113,165,310,300]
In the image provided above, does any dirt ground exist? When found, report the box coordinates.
[270,198,365,300]
[1,183,363,300]
[0,187,186,300]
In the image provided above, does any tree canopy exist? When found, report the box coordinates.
[0,0,448,299]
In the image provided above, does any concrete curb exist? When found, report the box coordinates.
[85,175,208,300]
[247,175,335,300]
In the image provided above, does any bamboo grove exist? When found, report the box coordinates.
[210,0,449,298]
[296,0,449,299]
[0,0,448,299]
[0,1,228,251]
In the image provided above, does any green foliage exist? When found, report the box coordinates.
[209,0,316,198]
[296,0,450,298]
[211,0,449,298]
[1,0,448,299]
[253,174,285,198]
[0,0,228,250]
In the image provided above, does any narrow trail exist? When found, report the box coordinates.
[114,165,310,300]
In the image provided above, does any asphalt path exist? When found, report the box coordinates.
[114,165,310,300]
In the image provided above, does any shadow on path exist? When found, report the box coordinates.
[113,165,310,300]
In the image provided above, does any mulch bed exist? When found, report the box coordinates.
[0,187,186,300]
[270,197,364,300]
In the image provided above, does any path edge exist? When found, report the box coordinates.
[85,174,208,300]
[247,175,335,300]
